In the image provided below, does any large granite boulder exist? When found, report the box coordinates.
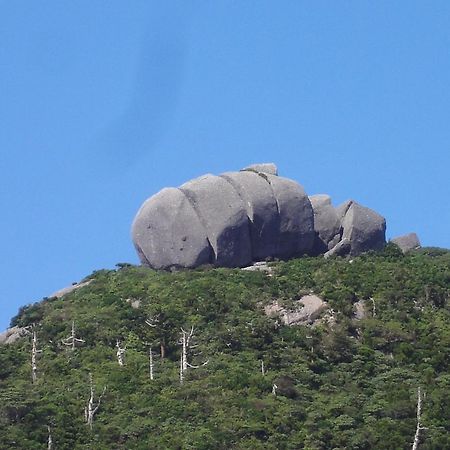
[309,194,342,255]
[132,164,388,269]
[391,233,421,253]
[265,174,315,258]
[131,187,213,269]
[340,201,386,255]
[180,174,252,267]
[220,171,279,260]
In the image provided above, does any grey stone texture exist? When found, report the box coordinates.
[220,171,279,260]
[180,174,252,267]
[242,162,278,175]
[391,233,421,253]
[265,174,315,258]
[309,194,342,255]
[324,238,351,259]
[131,187,213,269]
[49,280,92,299]
[132,164,390,269]
[340,201,386,255]
[0,326,29,345]
[264,295,328,326]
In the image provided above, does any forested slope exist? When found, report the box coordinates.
[1,245,449,449]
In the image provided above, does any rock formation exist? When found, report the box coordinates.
[0,326,29,345]
[264,295,328,326]
[132,163,388,269]
[309,194,341,255]
[391,233,421,253]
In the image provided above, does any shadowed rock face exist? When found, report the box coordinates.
[266,174,314,258]
[180,174,252,268]
[309,194,342,255]
[220,171,279,260]
[132,163,389,269]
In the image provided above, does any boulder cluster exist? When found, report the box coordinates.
[131,163,387,270]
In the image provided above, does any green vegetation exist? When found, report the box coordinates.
[1,245,449,449]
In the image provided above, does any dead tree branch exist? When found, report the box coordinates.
[85,373,106,429]
[61,320,85,351]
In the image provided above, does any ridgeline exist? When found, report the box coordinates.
[1,245,449,449]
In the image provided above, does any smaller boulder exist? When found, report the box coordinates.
[353,300,366,321]
[324,238,351,259]
[242,163,278,175]
[391,233,421,253]
[340,201,386,255]
[264,294,328,326]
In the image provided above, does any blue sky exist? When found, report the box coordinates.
[1,1,449,330]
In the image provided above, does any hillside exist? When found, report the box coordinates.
[1,245,449,449]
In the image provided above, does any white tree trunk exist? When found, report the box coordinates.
[85,373,106,429]
[31,330,42,383]
[47,425,52,450]
[412,387,427,450]
[116,340,126,366]
[261,360,265,376]
[370,297,376,317]
[179,327,208,384]
[149,347,154,380]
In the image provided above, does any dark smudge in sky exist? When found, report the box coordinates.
[94,8,190,171]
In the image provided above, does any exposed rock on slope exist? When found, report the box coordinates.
[0,326,29,345]
[391,233,421,253]
[132,163,387,269]
[264,295,328,326]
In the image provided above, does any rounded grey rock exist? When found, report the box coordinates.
[131,187,213,269]
[180,174,252,267]
[391,233,421,253]
[220,171,279,260]
[340,201,386,255]
[265,174,315,257]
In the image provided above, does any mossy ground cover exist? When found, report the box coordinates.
[1,245,449,449]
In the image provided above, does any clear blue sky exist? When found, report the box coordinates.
[1,1,449,330]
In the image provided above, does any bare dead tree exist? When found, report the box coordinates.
[261,360,266,376]
[31,328,42,383]
[143,341,157,380]
[61,320,85,351]
[370,297,376,317]
[145,315,166,359]
[85,373,106,429]
[47,425,53,450]
[149,346,154,380]
[116,340,126,366]
[178,326,208,384]
[412,387,428,450]
[272,383,278,396]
